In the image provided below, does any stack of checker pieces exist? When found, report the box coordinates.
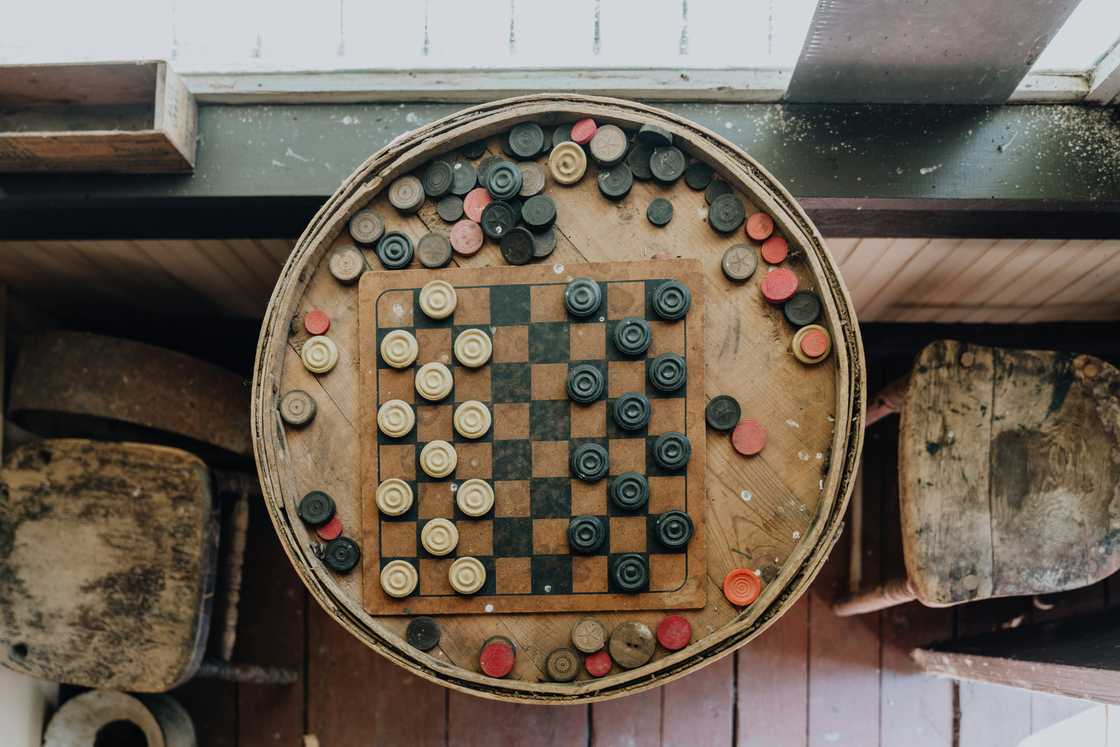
[359,259,707,615]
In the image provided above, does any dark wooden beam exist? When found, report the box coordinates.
[913,610,1120,704]
[1,102,1117,239]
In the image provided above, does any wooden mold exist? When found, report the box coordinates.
[251,94,866,702]
[0,61,196,173]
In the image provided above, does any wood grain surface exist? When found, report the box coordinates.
[251,94,865,702]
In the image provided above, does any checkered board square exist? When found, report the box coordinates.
[359,260,707,615]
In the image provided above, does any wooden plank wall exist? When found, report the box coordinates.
[2,238,1119,323]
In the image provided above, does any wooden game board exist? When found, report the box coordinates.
[359,260,707,615]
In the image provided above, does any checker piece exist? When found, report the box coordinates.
[453,401,491,439]
[421,518,459,556]
[376,478,414,516]
[571,443,609,481]
[449,556,486,595]
[377,399,415,438]
[381,560,419,598]
[567,364,605,404]
[454,329,492,367]
[420,440,457,478]
[568,515,607,554]
[415,362,453,401]
[564,277,602,317]
[456,478,495,517]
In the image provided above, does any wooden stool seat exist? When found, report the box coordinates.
[0,439,214,691]
[836,340,1120,616]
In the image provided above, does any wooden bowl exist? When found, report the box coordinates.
[251,94,865,702]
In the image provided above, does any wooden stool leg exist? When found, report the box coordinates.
[832,576,918,616]
[865,373,910,427]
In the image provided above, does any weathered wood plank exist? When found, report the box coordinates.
[661,655,735,746]
[738,596,809,747]
[591,688,661,747]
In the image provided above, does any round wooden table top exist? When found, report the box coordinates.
[252,94,865,703]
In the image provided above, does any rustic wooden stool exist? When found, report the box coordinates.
[834,339,1120,616]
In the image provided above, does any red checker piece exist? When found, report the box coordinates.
[731,419,767,457]
[800,328,830,359]
[450,219,484,255]
[463,187,492,223]
[723,568,763,607]
[315,514,343,541]
[570,118,598,145]
[585,650,612,678]
[480,637,516,678]
[656,615,692,651]
[760,236,788,265]
[304,309,330,335]
[761,267,798,303]
[745,212,775,241]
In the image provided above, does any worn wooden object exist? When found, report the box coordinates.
[914,610,1120,705]
[0,439,215,691]
[360,260,707,615]
[251,94,865,702]
[900,341,1120,606]
[0,61,196,173]
[9,331,250,456]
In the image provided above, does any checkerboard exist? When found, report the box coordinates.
[359,260,707,615]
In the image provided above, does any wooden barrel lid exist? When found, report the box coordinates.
[251,94,865,703]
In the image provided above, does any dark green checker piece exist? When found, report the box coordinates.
[611,553,649,593]
[417,232,453,268]
[684,160,714,190]
[784,290,822,327]
[421,159,454,198]
[612,317,652,356]
[508,122,545,159]
[709,192,746,233]
[627,140,655,180]
[652,280,691,320]
[532,226,557,258]
[650,145,686,184]
[486,160,524,200]
[571,442,609,481]
[298,490,335,526]
[638,123,673,147]
[450,160,478,195]
[646,197,673,227]
[705,179,732,205]
[477,154,503,186]
[655,510,694,550]
[705,394,741,431]
[612,391,651,431]
[499,226,535,266]
[649,352,687,392]
[521,194,557,229]
[406,616,441,651]
[609,472,649,511]
[436,195,464,222]
[376,231,414,269]
[567,363,605,404]
[652,432,691,471]
[568,515,608,554]
[324,536,361,574]
[480,201,517,241]
[459,140,488,159]
[552,123,574,148]
[597,163,633,200]
[564,277,602,318]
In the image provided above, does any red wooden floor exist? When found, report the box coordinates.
[174,354,1112,746]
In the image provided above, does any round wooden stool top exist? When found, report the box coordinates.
[252,94,865,703]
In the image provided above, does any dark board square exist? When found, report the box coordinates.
[493,439,532,481]
[476,556,497,596]
[530,478,572,518]
[530,400,571,441]
[376,427,418,446]
[494,517,533,556]
[380,557,420,571]
[529,322,570,363]
[490,285,531,325]
[492,363,531,403]
[532,555,573,594]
